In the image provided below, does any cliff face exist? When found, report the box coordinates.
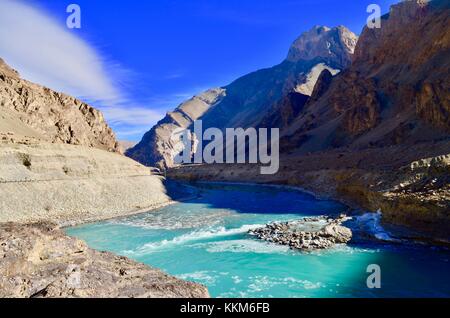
[282,0,450,152]
[127,26,358,169]
[0,59,119,152]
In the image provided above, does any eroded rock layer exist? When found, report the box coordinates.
[282,0,450,151]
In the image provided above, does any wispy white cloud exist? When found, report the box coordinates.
[0,0,123,103]
[114,127,153,138]
[164,72,185,80]
[0,0,168,141]
[102,104,165,127]
[106,105,166,141]
[0,0,212,142]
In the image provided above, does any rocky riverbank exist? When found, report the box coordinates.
[249,215,353,250]
[0,222,209,298]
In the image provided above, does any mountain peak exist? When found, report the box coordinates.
[286,25,358,67]
[0,58,19,78]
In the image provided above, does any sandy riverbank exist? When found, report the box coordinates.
[0,142,199,226]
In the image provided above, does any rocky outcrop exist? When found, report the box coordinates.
[0,222,209,298]
[0,59,119,152]
[0,58,19,78]
[128,26,358,169]
[294,63,340,96]
[308,69,334,103]
[258,92,309,129]
[340,94,381,136]
[287,25,357,67]
[342,154,450,238]
[249,215,352,250]
[352,0,449,132]
[415,76,449,132]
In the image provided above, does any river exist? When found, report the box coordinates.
[66,183,450,298]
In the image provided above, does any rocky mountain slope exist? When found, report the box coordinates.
[0,58,119,152]
[280,0,449,153]
[199,26,356,131]
[127,26,358,169]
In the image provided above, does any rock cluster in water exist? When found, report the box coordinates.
[249,215,352,250]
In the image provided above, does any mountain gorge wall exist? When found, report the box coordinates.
[127,26,358,169]
[280,0,450,152]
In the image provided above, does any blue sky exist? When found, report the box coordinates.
[0,0,397,141]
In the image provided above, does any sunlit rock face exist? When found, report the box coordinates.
[350,0,450,132]
[281,0,450,153]
[287,25,357,67]
[0,58,119,152]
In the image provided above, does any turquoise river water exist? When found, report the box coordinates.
[66,183,450,298]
